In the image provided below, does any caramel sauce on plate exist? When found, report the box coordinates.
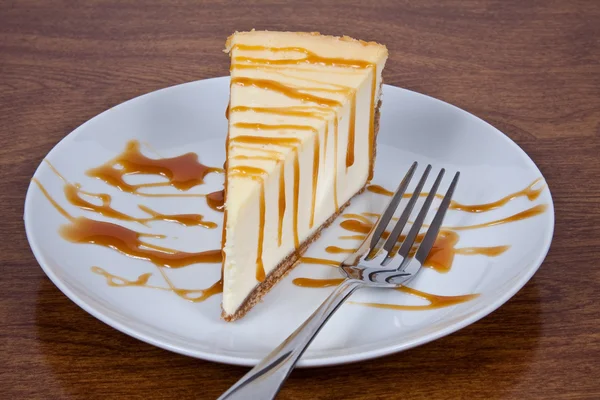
[92,266,152,287]
[367,179,546,213]
[325,246,356,254]
[337,215,510,273]
[86,140,222,194]
[356,286,480,311]
[451,178,545,213]
[448,204,548,230]
[298,257,341,267]
[293,277,344,288]
[157,267,223,302]
[205,189,225,212]
[91,267,223,302]
[33,179,222,269]
[137,205,217,228]
[424,230,509,273]
[47,161,217,227]
[60,217,222,268]
[367,185,444,200]
[292,277,479,310]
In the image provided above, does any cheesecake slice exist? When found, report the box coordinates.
[222,31,388,321]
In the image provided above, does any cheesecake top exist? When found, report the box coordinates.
[225,30,387,62]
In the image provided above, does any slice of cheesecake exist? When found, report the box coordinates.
[222,30,388,321]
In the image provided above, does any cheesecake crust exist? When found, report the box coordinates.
[222,100,382,321]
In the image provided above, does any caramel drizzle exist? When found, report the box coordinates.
[232,147,287,244]
[278,163,286,246]
[367,69,377,180]
[346,90,357,168]
[86,140,222,194]
[33,179,222,268]
[355,286,479,311]
[367,178,546,213]
[292,155,301,249]
[447,204,548,231]
[333,119,340,210]
[231,101,339,216]
[325,245,355,254]
[337,216,511,273]
[231,63,365,75]
[231,77,341,108]
[293,277,343,288]
[232,44,373,69]
[310,132,320,228]
[230,134,301,250]
[92,266,152,287]
[367,185,444,200]
[422,230,509,273]
[137,205,217,228]
[298,257,340,267]
[341,213,372,224]
[230,105,330,119]
[47,160,217,227]
[366,184,393,196]
[206,189,225,212]
[451,178,545,213]
[231,44,378,196]
[60,217,222,268]
[234,122,318,133]
[157,267,223,302]
[256,182,266,281]
[232,119,320,237]
[70,185,216,228]
[229,164,267,281]
[32,178,74,221]
[291,277,478,310]
[91,267,223,302]
[359,203,547,232]
[269,71,353,90]
[339,234,367,240]
[230,145,283,159]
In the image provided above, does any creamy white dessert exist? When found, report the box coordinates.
[222,30,388,320]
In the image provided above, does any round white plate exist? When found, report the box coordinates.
[24,77,554,367]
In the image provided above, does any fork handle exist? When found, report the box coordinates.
[218,279,362,400]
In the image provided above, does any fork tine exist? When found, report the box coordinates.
[381,165,432,254]
[414,171,460,264]
[367,162,418,250]
[386,168,445,266]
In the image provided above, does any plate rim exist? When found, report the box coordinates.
[23,76,555,367]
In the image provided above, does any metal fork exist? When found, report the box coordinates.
[218,162,460,400]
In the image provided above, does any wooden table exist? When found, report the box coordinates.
[2,1,599,398]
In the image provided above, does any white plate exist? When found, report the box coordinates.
[24,77,554,367]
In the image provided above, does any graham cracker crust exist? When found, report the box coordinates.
[222,101,382,322]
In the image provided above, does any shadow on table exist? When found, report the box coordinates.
[35,277,542,399]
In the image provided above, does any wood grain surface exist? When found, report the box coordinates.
[2,0,600,399]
